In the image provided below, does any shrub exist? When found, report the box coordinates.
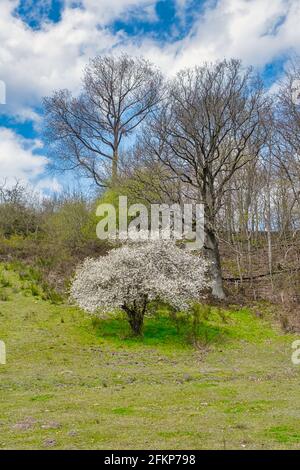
[71,237,210,335]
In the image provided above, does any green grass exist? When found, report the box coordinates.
[0,264,300,449]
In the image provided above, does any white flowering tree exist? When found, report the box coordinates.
[70,237,210,335]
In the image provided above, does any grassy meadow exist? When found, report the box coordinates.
[0,262,300,450]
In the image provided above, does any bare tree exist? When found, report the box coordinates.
[142,59,269,298]
[273,58,300,206]
[44,54,163,186]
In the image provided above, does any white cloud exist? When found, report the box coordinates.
[72,0,158,24]
[0,0,158,117]
[184,0,300,68]
[35,177,62,193]
[133,0,300,74]
[0,126,59,190]
[0,0,300,190]
[1,0,300,116]
[0,5,113,117]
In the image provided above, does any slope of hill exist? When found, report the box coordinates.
[0,263,300,450]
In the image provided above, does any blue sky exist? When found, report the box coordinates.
[0,0,300,193]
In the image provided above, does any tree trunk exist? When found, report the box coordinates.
[128,311,144,336]
[112,149,118,183]
[202,183,226,300]
[122,302,145,336]
[204,228,226,299]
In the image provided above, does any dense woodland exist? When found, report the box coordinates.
[1,55,300,328]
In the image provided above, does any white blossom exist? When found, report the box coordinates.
[70,237,210,317]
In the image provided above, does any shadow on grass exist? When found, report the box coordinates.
[89,310,227,348]
[87,303,278,349]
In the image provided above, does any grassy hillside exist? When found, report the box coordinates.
[0,263,300,450]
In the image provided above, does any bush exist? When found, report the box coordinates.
[71,236,210,335]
